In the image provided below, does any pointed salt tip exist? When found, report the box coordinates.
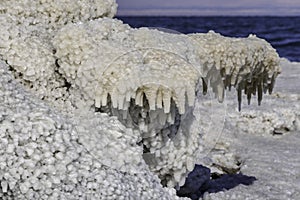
[167,111,175,124]
[202,78,207,95]
[101,93,108,106]
[163,91,171,114]
[217,84,224,103]
[95,96,101,108]
[177,89,186,115]
[123,101,129,110]
[174,170,182,182]
[257,84,263,106]
[111,91,118,108]
[179,176,186,187]
[178,103,185,115]
[135,90,144,107]
[167,113,172,124]
[237,89,242,112]
[118,96,125,110]
[146,92,156,111]
[125,91,131,102]
[156,89,163,109]
[247,92,251,105]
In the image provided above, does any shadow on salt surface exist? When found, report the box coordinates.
[206,173,257,194]
[177,165,257,200]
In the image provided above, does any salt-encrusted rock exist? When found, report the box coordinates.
[0,61,185,199]
[52,17,280,187]
[0,0,283,197]
[0,0,117,29]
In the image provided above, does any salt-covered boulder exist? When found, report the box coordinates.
[52,18,280,187]
[0,61,184,199]
[0,0,282,198]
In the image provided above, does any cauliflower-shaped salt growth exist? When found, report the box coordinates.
[53,18,281,187]
[53,18,203,187]
[0,14,74,114]
[233,108,300,135]
[189,31,281,110]
[0,61,186,199]
[0,0,117,29]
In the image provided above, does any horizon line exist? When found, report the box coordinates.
[116,14,300,17]
[116,8,300,17]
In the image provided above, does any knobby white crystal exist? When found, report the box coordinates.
[0,0,281,198]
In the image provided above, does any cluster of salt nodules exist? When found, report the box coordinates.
[0,61,185,199]
[0,0,117,29]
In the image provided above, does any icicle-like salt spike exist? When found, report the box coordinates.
[247,90,252,105]
[111,89,118,108]
[252,79,257,95]
[216,83,224,103]
[225,75,231,90]
[167,104,176,124]
[177,88,186,115]
[202,78,207,95]
[156,88,163,109]
[123,100,129,110]
[162,90,171,114]
[258,82,263,106]
[135,89,144,107]
[125,91,131,102]
[179,176,186,187]
[101,92,108,106]
[118,95,125,110]
[95,95,101,108]
[268,73,276,94]
[237,87,242,111]
[145,89,157,111]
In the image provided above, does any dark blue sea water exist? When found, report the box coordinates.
[118,16,300,62]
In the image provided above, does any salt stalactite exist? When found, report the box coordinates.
[189,31,281,111]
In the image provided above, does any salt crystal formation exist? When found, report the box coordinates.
[0,61,182,199]
[0,0,281,198]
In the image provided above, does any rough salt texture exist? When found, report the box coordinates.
[0,0,117,28]
[0,0,284,198]
[52,18,280,187]
[0,61,184,199]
